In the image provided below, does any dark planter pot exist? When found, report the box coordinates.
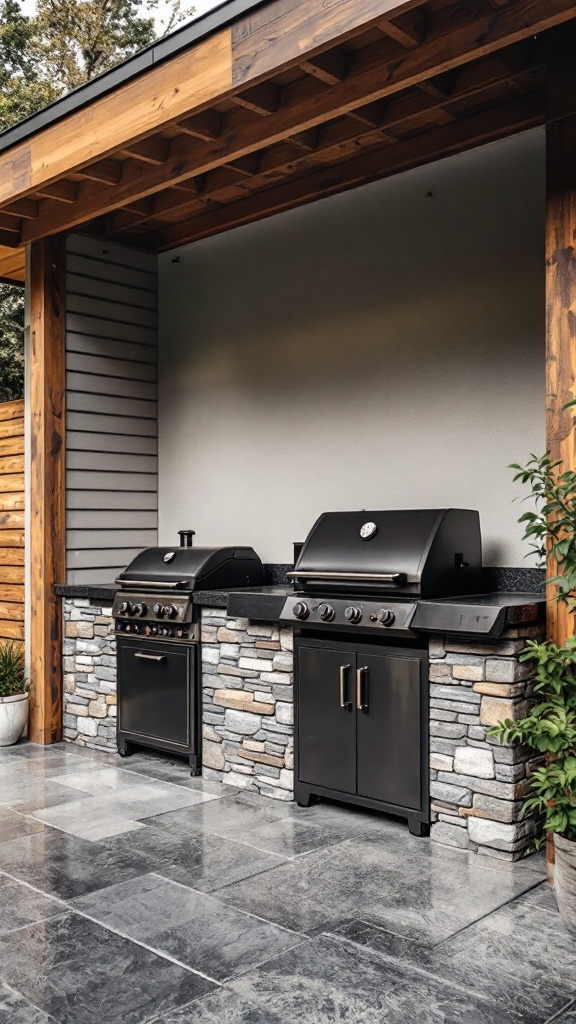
[554,834,576,937]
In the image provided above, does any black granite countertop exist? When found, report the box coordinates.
[55,583,119,601]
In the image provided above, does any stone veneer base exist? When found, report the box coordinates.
[62,599,541,859]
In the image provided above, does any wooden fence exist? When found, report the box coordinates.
[0,400,24,641]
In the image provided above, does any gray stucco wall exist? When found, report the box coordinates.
[65,236,158,584]
[158,128,545,565]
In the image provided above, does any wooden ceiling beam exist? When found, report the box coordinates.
[75,158,122,185]
[120,137,170,164]
[142,91,544,252]
[34,180,78,203]
[20,0,576,244]
[378,10,426,49]
[2,198,38,220]
[1,0,429,208]
[0,247,25,282]
[107,54,543,234]
[231,82,281,115]
[300,49,350,85]
[177,110,223,140]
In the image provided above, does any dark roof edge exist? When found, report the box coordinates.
[0,0,268,155]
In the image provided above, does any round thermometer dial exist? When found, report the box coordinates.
[360,522,377,540]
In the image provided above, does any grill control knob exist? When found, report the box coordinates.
[345,606,362,624]
[166,604,178,619]
[119,601,131,616]
[133,603,148,617]
[293,601,309,620]
[153,603,165,617]
[139,602,148,616]
[373,607,395,626]
[318,603,335,622]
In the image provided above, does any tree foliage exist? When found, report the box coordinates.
[0,284,25,403]
[0,0,193,401]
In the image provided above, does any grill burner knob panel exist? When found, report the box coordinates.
[345,606,362,624]
[373,607,395,626]
[293,602,309,620]
[318,603,335,622]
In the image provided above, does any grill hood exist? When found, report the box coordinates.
[288,509,482,598]
[116,545,266,591]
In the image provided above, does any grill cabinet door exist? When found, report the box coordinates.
[117,639,191,747]
[297,645,356,795]
[356,653,422,810]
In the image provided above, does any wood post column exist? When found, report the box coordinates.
[546,63,576,647]
[28,235,66,744]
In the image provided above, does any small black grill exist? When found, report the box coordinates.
[112,534,265,771]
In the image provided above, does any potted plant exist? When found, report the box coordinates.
[491,454,576,934]
[0,640,28,746]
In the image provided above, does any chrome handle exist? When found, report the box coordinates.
[116,579,182,588]
[286,571,406,583]
[339,664,351,708]
[134,652,166,663]
[357,666,368,712]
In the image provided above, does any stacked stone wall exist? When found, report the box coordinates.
[201,608,294,800]
[428,627,543,860]
[62,599,117,751]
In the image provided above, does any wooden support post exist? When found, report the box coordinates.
[545,61,576,875]
[28,235,66,744]
[546,71,576,647]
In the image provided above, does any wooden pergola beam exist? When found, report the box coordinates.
[0,247,25,283]
[28,235,66,745]
[142,92,544,251]
[9,0,576,245]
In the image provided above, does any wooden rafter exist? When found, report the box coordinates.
[140,92,545,251]
[12,0,576,247]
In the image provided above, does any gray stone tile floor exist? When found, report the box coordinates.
[0,741,573,1023]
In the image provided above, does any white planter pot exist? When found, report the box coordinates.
[554,834,576,937]
[0,692,29,746]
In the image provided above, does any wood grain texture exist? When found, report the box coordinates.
[150,91,543,250]
[545,83,576,649]
[0,247,25,283]
[17,0,576,244]
[0,399,24,643]
[29,236,66,744]
[0,32,232,207]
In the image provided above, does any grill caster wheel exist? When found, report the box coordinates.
[408,818,429,838]
[118,741,133,758]
[189,755,201,777]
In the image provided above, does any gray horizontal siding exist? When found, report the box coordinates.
[66,235,158,584]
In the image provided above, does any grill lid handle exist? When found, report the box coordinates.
[285,570,407,584]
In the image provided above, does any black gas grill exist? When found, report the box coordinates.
[112,531,265,771]
[280,509,484,836]
[280,508,482,636]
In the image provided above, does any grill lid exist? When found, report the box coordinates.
[288,509,482,598]
[116,545,265,591]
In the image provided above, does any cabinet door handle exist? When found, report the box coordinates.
[356,666,368,711]
[339,664,351,708]
[134,652,166,663]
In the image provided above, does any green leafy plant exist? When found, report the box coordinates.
[0,640,27,699]
[510,453,576,606]
[490,453,576,844]
[492,638,576,842]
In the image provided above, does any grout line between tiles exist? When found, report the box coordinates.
[1,980,61,1024]
[148,871,307,939]
[426,875,548,950]
[323,928,495,1003]
[0,865,220,985]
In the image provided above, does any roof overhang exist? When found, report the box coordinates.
[0,0,574,257]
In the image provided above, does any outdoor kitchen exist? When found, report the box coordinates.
[55,126,547,862]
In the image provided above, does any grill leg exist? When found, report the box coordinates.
[189,754,201,777]
[295,785,314,808]
[408,817,429,838]
[118,740,133,758]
